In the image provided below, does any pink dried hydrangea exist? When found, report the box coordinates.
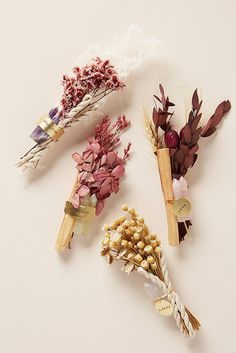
[71,116,131,215]
[61,57,125,117]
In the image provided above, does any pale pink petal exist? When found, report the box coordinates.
[81,163,92,172]
[100,178,112,196]
[93,170,110,181]
[91,142,101,154]
[72,153,84,164]
[100,155,106,166]
[77,185,90,197]
[80,171,87,181]
[112,165,125,178]
[71,194,80,209]
[106,151,117,165]
[112,179,119,193]
[96,199,105,215]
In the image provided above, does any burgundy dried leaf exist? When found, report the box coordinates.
[180,124,191,144]
[180,164,187,176]
[159,84,165,97]
[211,100,231,126]
[152,108,168,127]
[169,148,177,157]
[154,95,162,104]
[192,89,199,111]
[188,111,194,124]
[189,144,199,155]
[191,127,203,144]
[179,144,189,154]
[175,149,185,164]
[201,119,212,136]
[184,154,194,169]
[201,126,217,137]
[192,154,198,167]
[191,114,202,132]
[174,161,179,172]
[152,107,158,125]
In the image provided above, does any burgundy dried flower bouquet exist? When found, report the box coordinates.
[17,57,125,172]
[145,85,231,245]
[56,115,131,251]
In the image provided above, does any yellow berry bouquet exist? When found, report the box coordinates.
[101,205,200,337]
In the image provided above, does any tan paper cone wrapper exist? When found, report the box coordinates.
[157,148,179,246]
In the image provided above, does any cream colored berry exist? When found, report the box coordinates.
[136,227,143,234]
[151,233,157,240]
[134,254,143,263]
[121,204,128,211]
[128,241,133,248]
[122,220,129,228]
[125,229,131,236]
[144,245,152,254]
[103,224,110,231]
[102,237,109,246]
[141,260,149,270]
[130,220,136,226]
[117,226,123,233]
[121,240,128,247]
[147,255,155,264]
[137,241,145,249]
[151,240,158,248]
[151,263,158,270]
[133,233,140,241]
[111,232,121,243]
[127,253,135,260]
[154,247,161,255]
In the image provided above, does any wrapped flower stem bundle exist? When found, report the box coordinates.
[56,116,131,251]
[101,206,200,337]
[17,27,160,172]
[145,85,231,245]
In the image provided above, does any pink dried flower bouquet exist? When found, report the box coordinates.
[56,115,131,252]
[17,57,125,172]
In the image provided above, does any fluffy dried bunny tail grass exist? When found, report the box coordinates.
[101,205,200,337]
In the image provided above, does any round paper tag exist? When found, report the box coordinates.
[154,299,173,316]
[172,198,191,218]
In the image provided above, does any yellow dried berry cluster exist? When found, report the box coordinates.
[102,205,162,273]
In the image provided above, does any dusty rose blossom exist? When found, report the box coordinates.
[71,116,131,215]
[61,58,125,117]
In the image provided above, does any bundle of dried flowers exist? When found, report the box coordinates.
[56,116,131,251]
[101,205,200,337]
[17,58,124,172]
[145,85,231,245]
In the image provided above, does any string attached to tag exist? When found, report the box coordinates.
[153,291,174,316]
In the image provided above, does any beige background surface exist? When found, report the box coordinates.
[1,0,236,352]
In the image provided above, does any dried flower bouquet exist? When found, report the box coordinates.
[145,85,231,245]
[101,205,200,337]
[17,58,124,172]
[56,116,131,251]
